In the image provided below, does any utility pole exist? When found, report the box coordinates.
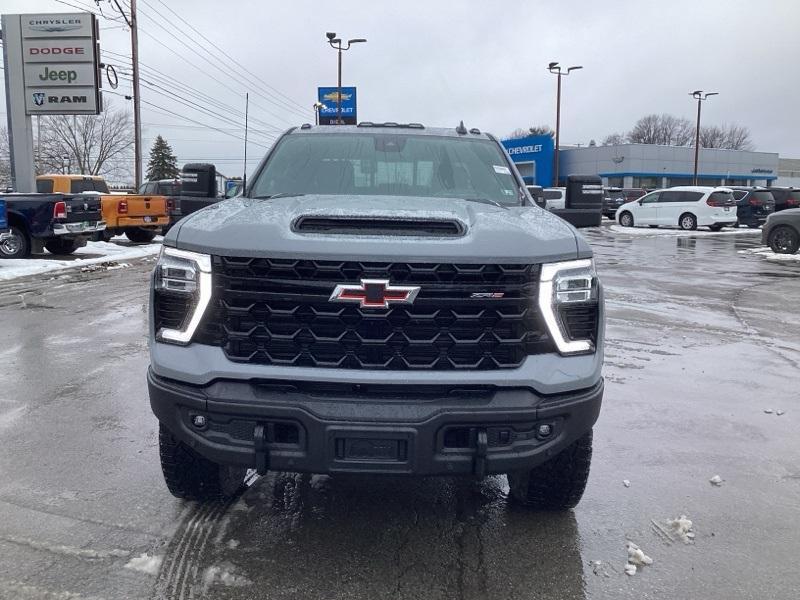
[130,0,142,188]
[548,62,582,187]
[243,92,249,189]
[690,90,718,185]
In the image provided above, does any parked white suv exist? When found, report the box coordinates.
[616,186,738,231]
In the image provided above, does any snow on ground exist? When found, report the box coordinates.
[609,225,762,237]
[125,552,163,575]
[0,236,161,281]
[739,247,800,262]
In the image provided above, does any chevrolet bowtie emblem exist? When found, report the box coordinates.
[329,279,421,309]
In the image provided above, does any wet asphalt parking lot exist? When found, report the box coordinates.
[0,225,798,600]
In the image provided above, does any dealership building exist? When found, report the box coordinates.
[502,135,780,189]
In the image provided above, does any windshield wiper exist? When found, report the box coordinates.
[457,197,509,210]
[249,193,305,200]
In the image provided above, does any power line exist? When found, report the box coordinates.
[149,0,309,117]
[135,2,310,122]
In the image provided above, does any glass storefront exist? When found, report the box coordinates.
[631,176,661,189]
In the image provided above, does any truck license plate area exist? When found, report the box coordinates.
[336,437,407,461]
[327,428,414,472]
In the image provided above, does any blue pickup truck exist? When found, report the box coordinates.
[0,193,106,258]
[0,198,8,244]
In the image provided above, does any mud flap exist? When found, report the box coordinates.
[473,428,488,478]
[253,423,273,475]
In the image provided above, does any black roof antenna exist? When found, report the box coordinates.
[456,120,467,135]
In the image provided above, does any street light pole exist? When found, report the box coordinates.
[326,33,366,125]
[548,62,582,187]
[690,90,718,185]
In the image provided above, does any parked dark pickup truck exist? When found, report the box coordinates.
[0,198,8,239]
[0,193,106,258]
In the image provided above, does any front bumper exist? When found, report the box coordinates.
[148,369,603,476]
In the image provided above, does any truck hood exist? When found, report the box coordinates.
[168,195,589,263]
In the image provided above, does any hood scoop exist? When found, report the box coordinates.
[292,215,466,237]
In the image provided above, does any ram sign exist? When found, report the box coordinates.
[317,87,357,125]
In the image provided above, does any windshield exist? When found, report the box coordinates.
[249,133,521,205]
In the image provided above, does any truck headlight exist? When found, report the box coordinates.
[153,247,212,345]
[538,259,599,354]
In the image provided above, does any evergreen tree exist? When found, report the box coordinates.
[145,135,179,181]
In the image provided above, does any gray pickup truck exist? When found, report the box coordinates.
[148,123,604,510]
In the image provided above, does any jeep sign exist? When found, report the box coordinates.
[24,63,96,87]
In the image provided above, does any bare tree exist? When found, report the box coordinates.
[602,133,626,145]
[0,127,10,188]
[658,114,694,146]
[722,124,753,151]
[698,125,726,148]
[627,114,662,144]
[507,125,555,139]
[37,101,133,178]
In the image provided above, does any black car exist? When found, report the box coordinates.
[602,187,626,218]
[765,187,800,213]
[729,187,775,228]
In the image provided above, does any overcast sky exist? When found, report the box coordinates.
[3,0,799,179]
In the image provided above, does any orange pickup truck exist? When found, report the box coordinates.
[36,174,169,243]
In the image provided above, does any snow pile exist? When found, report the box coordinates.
[611,225,761,238]
[202,563,252,590]
[622,479,631,488]
[125,552,163,575]
[739,247,800,263]
[625,541,653,575]
[667,515,695,543]
[0,239,161,281]
[709,475,724,486]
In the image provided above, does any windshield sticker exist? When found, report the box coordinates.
[493,165,511,175]
[502,189,514,196]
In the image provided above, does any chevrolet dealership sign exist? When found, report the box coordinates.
[10,12,102,115]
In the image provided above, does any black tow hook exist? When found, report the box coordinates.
[473,428,488,478]
[253,423,272,475]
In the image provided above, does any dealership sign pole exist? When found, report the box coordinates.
[1,12,101,192]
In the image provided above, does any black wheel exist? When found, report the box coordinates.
[100,229,114,242]
[768,225,800,254]
[619,212,634,227]
[125,228,158,243]
[44,238,80,255]
[708,224,724,232]
[679,213,697,230]
[0,225,31,259]
[507,430,593,510]
[159,424,246,501]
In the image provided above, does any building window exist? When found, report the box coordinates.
[632,176,661,190]
[697,177,722,186]
[606,176,624,188]
[725,178,748,186]
[667,176,693,187]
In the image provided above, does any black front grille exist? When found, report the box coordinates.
[293,216,465,237]
[195,258,554,370]
[560,304,599,344]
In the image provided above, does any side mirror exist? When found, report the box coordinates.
[638,199,643,206]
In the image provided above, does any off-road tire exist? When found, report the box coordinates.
[768,225,800,254]
[125,228,158,243]
[679,213,697,230]
[44,238,80,255]
[619,212,634,227]
[159,424,246,501]
[507,430,593,510]
[0,226,31,259]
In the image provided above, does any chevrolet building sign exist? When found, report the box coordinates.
[17,12,101,115]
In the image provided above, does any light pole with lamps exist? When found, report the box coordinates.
[548,62,582,187]
[313,102,327,125]
[690,90,718,185]
[326,32,366,124]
